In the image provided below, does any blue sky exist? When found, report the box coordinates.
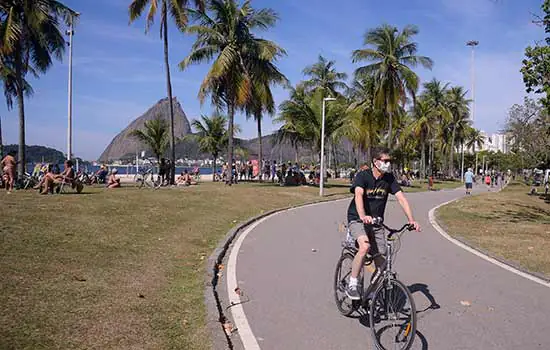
[0,0,544,160]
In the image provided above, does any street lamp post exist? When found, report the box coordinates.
[66,12,80,160]
[319,97,336,196]
[466,40,479,124]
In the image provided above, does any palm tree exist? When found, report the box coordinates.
[129,0,205,185]
[130,117,169,163]
[352,24,433,149]
[244,37,288,181]
[421,78,450,172]
[180,0,282,184]
[302,55,348,97]
[188,114,229,180]
[276,85,346,156]
[341,75,382,163]
[0,0,76,177]
[409,99,436,178]
[445,86,470,177]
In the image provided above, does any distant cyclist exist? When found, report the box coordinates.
[346,147,420,300]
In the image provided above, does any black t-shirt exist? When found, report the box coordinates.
[347,169,402,222]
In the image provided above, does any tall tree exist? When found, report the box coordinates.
[276,85,346,155]
[180,0,282,184]
[0,0,76,177]
[422,78,450,173]
[188,114,229,180]
[302,55,348,97]
[129,0,205,185]
[130,117,169,163]
[352,24,433,149]
[409,99,436,178]
[341,75,382,163]
[445,86,470,177]
[521,0,550,114]
[244,35,288,181]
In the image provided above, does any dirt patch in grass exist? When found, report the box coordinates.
[436,182,550,278]
[0,182,350,349]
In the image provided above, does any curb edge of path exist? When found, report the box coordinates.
[428,196,550,289]
[204,194,352,350]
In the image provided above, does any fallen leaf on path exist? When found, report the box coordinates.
[460,300,471,307]
[223,321,234,335]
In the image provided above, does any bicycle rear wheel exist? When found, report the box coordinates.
[334,252,360,316]
[369,277,416,350]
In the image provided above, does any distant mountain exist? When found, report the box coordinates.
[97,97,357,165]
[99,97,191,162]
[3,145,66,164]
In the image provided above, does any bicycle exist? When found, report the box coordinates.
[334,218,417,350]
[134,166,161,189]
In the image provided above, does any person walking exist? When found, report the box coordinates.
[464,167,474,195]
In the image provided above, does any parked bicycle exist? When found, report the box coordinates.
[134,161,161,189]
[334,218,416,350]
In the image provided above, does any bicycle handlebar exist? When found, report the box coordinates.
[371,217,415,238]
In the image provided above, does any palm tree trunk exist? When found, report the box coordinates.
[0,114,3,158]
[227,103,235,185]
[212,152,217,182]
[388,111,393,150]
[420,135,426,179]
[256,113,263,182]
[16,61,26,178]
[449,126,456,178]
[162,1,176,185]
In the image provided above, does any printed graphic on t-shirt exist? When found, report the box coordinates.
[365,187,388,200]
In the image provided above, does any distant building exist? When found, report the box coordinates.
[479,131,508,153]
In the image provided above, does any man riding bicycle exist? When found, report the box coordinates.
[346,147,421,300]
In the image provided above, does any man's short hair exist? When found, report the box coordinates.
[372,146,391,161]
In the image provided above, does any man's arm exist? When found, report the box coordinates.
[354,187,372,224]
[395,191,421,231]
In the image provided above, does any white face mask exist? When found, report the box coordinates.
[375,160,391,173]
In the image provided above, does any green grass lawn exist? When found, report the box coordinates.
[436,182,550,277]
[402,179,463,193]
[0,182,351,350]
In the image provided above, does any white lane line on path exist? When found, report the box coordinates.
[226,198,351,349]
[428,199,550,289]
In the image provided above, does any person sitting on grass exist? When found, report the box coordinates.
[95,165,108,184]
[176,170,197,187]
[36,160,82,194]
[107,168,121,188]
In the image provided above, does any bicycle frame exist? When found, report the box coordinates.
[342,221,412,308]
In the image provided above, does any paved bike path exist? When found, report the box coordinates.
[231,185,550,349]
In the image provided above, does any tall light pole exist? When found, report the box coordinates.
[319,97,336,196]
[466,40,479,124]
[66,12,80,160]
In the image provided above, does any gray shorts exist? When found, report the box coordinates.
[348,221,387,255]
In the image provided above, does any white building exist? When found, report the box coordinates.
[476,131,508,153]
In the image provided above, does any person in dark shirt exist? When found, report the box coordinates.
[345,147,420,300]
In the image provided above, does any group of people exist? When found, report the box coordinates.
[463,168,507,194]
[31,160,84,194]
[217,159,319,186]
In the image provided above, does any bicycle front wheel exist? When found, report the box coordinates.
[333,252,359,316]
[369,277,416,350]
